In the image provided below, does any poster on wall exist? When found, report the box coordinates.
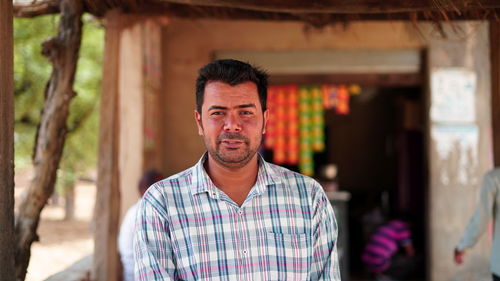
[430,68,476,123]
[431,124,479,186]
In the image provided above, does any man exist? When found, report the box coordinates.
[134,59,340,280]
[118,170,163,281]
[454,168,500,281]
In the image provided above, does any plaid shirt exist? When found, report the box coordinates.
[134,153,341,281]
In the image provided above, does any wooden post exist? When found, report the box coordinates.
[142,19,163,172]
[117,17,144,220]
[491,21,500,167]
[0,0,15,280]
[93,10,121,281]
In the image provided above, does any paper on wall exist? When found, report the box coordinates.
[431,68,476,123]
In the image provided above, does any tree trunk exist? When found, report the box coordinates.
[64,179,76,221]
[14,1,83,280]
[0,0,15,280]
[50,191,61,206]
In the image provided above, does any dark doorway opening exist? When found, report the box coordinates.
[263,73,427,281]
[334,86,427,281]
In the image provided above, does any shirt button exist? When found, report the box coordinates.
[238,210,243,215]
[243,250,247,255]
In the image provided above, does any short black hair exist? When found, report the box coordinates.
[195,59,268,114]
[139,169,163,195]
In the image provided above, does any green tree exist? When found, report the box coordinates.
[14,14,104,219]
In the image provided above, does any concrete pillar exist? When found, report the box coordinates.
[426,21,493,281]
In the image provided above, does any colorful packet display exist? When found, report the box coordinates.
[299,86,314,176]
[264,86,276,149]
[265,84,361,176]
[285,85,299,165]
[336,85,350,115]
[311,86,325,152]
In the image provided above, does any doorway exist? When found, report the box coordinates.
[263,73,428,281]
[331,84,427,281]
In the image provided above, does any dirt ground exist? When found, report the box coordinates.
[15,171,96,281]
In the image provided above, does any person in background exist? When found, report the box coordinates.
[454,168,500,281]
[361,219,415,281]
[118,170,163,281]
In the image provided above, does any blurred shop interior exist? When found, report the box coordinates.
[261,76,427,280]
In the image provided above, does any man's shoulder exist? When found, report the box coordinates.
[163,166,195,184]
[265,161,301,178]
[143,166,195,199]
[483,168,500,192]
[263,161,322,190]
[139,165,197,219]
[486,167,500,178]
[484,168,500,184]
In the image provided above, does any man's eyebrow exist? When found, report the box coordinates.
[208,105,228,111]
[207,104,256,111]
[236,104,256,109]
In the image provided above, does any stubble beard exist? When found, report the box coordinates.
[205,132,261,169]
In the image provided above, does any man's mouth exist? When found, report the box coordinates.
[221,139,244,148]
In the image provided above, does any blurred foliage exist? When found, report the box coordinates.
[14,14,104,189]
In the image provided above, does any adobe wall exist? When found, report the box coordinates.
[135,19,492,280]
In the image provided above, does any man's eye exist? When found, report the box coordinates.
[241,111,253,115]
[211,111,224,116]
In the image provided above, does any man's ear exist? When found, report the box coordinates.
[194,110,204,136]
[262,109,269,134]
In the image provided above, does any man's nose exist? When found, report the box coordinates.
[223,114,241,132]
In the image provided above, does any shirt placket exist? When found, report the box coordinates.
[236,206,249,281]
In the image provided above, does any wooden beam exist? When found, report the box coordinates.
[0,0,15,279]
[491,21,500,166]
[13,0,60,18]
[93,9,121,281]
[13,0,500,23]
[155,0,500,14]
[136,4,500,23]
[84,0,140,16]
[215,49,421,74]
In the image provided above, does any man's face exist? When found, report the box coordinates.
[195,81,268,169]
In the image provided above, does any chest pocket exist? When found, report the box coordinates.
[263,232,311,281]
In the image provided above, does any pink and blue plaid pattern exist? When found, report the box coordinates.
[134,153,341,280]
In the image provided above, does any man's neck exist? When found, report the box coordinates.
[204,154,259,206]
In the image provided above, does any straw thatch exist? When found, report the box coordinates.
[13,0,500,27]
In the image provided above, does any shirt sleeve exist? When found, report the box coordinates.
[118,203,138,281]
[457,172,498,251]
[134,194,176,280]
[310,187,341,281]
[394,221,412,246]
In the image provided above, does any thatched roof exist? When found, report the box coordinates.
[13,0,500,27]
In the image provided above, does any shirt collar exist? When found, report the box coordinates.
[190,152,282,197]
